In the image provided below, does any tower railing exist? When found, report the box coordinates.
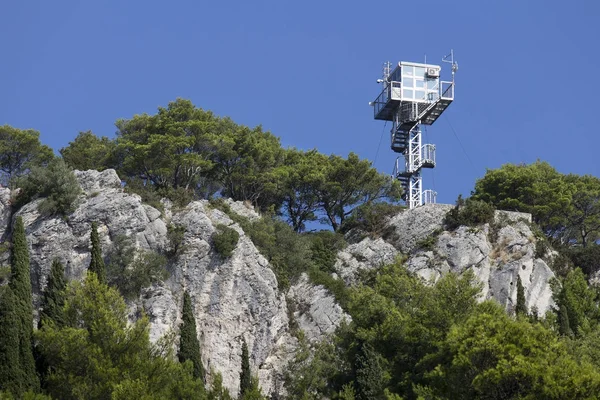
[441,81,454,100]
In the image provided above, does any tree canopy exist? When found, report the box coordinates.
[0,125,54,187]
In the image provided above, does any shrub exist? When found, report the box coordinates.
[416,233,439,252]
[106,235,169,298]
[444,196,495,230]
[307,266,349,309]
[340,202,404,240]
[564,245,600,278]
[167,223,186,257]
[308,231,347,273]
[14,158,81,215]
[212,224,240,258]
[208,197,232,214]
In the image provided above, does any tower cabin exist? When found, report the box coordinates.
[373,61,454,126]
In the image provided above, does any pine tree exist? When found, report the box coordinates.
[178,291,204,381]
[239,339,252,397]
[515,275,527,317]
[9,216,39,392]
[39,259,67,328]
[0,286,22,394]
[88,222,106,283]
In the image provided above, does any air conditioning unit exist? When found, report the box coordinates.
[427,68,439,78]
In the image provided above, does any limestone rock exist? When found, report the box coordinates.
[403,214,556,315]
[387,203,453,253]
[0,187,11,241]
[287,273,351,343]
[224,198,261,221]
[334,238,399,285]
[11,170,297,397]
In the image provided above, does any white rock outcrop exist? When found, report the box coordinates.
[287,273,351,342]
[8,169,342,397]
[335,205,556,316]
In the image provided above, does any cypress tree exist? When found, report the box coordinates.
[178,291,204,381]
[239,339,252,397]
[9,216,39,392]
[558,289,573,337]
[39,259,67,328]
[515,275,527,316]
[88,222,106,283]
[0,286,22,395]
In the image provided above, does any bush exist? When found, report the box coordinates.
[307,266,350,310]
[212,224,240,258]
[14,158,81,215]
[444,196,495,230]
[564,245,600,278]
[167,223,186,257]
[308,231,347,273]
[340,202,404,240]
[106,235,169,298]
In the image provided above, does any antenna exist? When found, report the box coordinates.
[370,51,457,209]
[442,49,459,83]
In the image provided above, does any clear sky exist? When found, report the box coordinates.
[1,0,599,205]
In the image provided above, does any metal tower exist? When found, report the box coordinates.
[371,51,457,208]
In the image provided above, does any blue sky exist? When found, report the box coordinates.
[1,0,599,205]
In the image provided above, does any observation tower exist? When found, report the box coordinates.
[370,51,457,208]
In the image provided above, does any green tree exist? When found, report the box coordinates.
[316,153,402,231]
[0,286,22,395]
[178,291,204,380]
[60,130,117,171]
[9,217,39,393]
[355,344,390,400]
[36,274,206,399]
[280,149,325,232]
[239,339,252,397]
[13,158,81,216]
[0,125,54,187]
[115,99,217,196]
[472,161,570,240]
[39,259,67,328]
[427,301,600,399]
[554,268,599,336]
[207,371,232,400]
[515,274,527,317]
[208,123,285,211]
[562,174,600,247]
[239,377,264,400]
[88,222,106,284]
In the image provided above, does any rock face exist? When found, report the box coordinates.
[334,238,399,285]
[287,273,351,343]
[2,170,561,396]
[0,187,11,242]
[7,169,335,397]
[335,205,556,316]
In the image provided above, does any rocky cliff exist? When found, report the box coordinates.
[335,203,556,316]
[0,171,558,396]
